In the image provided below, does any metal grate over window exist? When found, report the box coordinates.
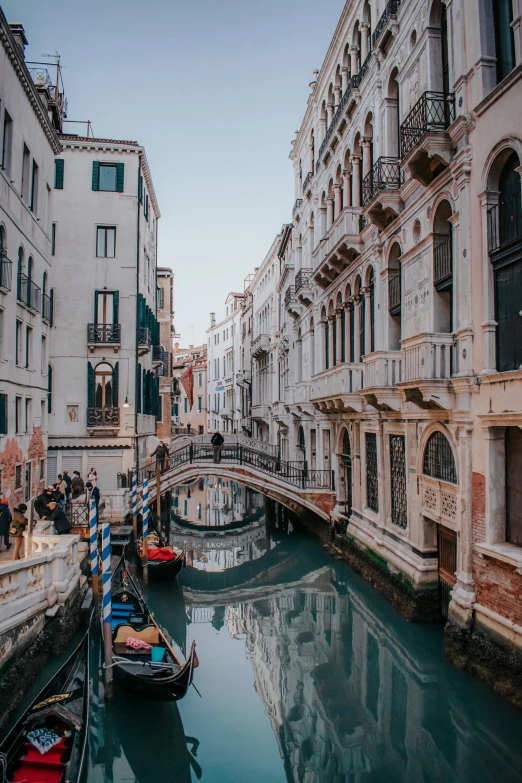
[366,432,379,512]
[390,434,407,528]
[423,431,457,484]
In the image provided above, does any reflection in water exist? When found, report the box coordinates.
[82,476,522,782]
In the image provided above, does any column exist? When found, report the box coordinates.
[351,155,361,208]
[363,287,372,356]
[342,167,352,208]
[318,320,326,371]
[341,66,350,93]
[479,191,498,374]
[362,137,372,178]
[350,46,358,75]
[360,25,369,62]
[326,197,334,230]
[453,425,476,611]
[327,103,334,127]
[335,310,343,364]
[334,183,343,218]
[334,87,341,110]
[320,206,327,238]
[329,316,335,368]
[353,296,361,363]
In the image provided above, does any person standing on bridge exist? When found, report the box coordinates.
[152,440,169,472]
[211,430,224,463]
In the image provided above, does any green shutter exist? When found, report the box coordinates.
[116,162,124,193]
[138,174,143,204]
[87,362,95,407]
[92,161,100,191]
[93,291,99,323]
[0,393,7,434]
[112,362,119,407]
[136,363,141,413]
[54,159,64,189]
[113,290,119,323]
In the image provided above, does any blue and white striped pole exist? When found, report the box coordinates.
[89,497,99,597]
[142,477,149,584]
[131,469,138,541]
[101,521,113,694]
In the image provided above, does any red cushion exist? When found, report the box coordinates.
[147,547,175,562]
[12,765,64,782]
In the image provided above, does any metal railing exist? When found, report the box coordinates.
[357,52,372,86]
[400,91,455,159]
[292,198,303,217]
[87,323,120,343]
[134,441,334,492]
[359,214,368,232]
[285,286,297,308]
[487,191,522,253]
[372,0,401,48]
[434,237,452,286]
[86,407,120,427]
[0,250,12,291]
[362,157,402,207]
[295,268,313,294]
[42,292,53,325]
[318,77,358,164]
[388,275,401,313]
[137,326,151,347]
[302,172,313,193]
[17,272,41,312]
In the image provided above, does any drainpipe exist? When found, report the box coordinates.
[135,152,142,480]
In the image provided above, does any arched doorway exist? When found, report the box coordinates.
[297,425,306,463]
[340,429,352,518]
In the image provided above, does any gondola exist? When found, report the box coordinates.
[0,627,90,783]
[109,555,198,701]
[136,529,185,582]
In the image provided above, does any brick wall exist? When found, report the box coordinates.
[472,471,486,543]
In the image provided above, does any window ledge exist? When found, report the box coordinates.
[473,64,522,117]
[475,542,522,570]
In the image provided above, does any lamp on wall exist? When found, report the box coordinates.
[123,396,131,408]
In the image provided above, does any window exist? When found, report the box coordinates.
[2,110,12,175]
[366,432,379,512]
[41,335,47,375]
[506,427,522,545]
[94,290,118,324]
[92,362,116,408]
[0,308,3,359]
[21,144,30,201]
[183,499,188,517]
[157,287,164,310]
[184,397,188,414]
[157,394,163,423]
[25,398,32,433]
[54,158,64,189]
[493,0,515,83]
[25,325,32,369]
[197,396,202,413]
[96,226,116,258]
[15,396,22,433]
[99,164,116,191]
[144,194,149,221]
[40,457,45,480]
[390,435,407,528]
[30,160,39,213]
[51,223,56,255]
[198,372,202,387]
[423,431,457,484]
[15,320,22,365]
[15,463,22,489]
[0,392,7,434]
[40,400,45,432]
[47,365,52,413]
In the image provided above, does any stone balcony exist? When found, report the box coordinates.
[312,209,362,290]
[87,323,121,351]
[362,157,403,229]
[236,369,252,386]
[310,364,364,414]
[397,332,455,410]
[220,406,234,419]
[361,350,402,411]
[295,268,314,306]
[251,404,270,421]
[252,334,270,357]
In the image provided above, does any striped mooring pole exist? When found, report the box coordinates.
[131,469,138,542]
[89,497,99,598]
[101,521,113,695]
[142,477,149,584]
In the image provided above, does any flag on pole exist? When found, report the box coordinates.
[180,365,194,410]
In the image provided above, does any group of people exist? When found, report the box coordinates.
[0,467,101,561]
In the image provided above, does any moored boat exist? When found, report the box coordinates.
[136,530,185,582]
[0,628,90,783]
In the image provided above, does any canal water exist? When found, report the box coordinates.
[9,476,522,782]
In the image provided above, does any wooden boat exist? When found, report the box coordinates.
[109,556,198,701]
[136,530,185,582]
[0,628,90,783]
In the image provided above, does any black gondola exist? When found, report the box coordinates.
[109,555,198,701]
[0,627,90,783]
[136,530,185,582]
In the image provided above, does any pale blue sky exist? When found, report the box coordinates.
[6,0,345,345]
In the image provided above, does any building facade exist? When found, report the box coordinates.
[48,135,161,513]
[172,342,207,435]
[234,0,522,688]
[156,266,174,440]
[0,18,62,507]
[206,293,244,434]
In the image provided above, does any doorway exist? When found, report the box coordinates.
[437,525,457,619]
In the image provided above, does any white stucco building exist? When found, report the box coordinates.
[206,293,244,434]
[48,134,161,512]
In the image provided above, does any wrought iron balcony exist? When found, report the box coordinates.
[357,52,372,86]
[42,292,53,325]
[295,268,313,295]
[388,275,401,315]
[434,237,453,289]
[317,77,359,164]
[359,214,368,232]
[284,286,297,309]
[137,326,151,347]
[372,0,401,49]
[88,323,121,344]
[487,191,522,253]
[0,250,12,291]
[292,198,303,217]
[87,407,120,428]
[251,334,270,357]
[400,92,455,160]
[302,172,313,193]
[17,272,41,312]
[362,157,402,207]
[152,344,168,362]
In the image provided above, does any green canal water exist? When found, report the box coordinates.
[10,476,522,782]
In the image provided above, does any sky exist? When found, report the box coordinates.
[6,0,345,345]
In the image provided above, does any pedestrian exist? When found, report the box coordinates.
[211,430,224,463]
[62,470,72,503]
[55,474,67,501]
[88,467,98,486]
[0,498,12,552]
[71,471,84,499]
[47,501,71,535]
[10,503,28,560]
[152,441,168,472]
[34,486,55,519]
[187,423,191,435]
[85,481,100,512]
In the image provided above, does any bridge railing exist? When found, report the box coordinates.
[132,441,334,492]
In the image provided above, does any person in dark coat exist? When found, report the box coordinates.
[47,502,71,535]
[152,441,169,472]
[34,487,55,519]
[62,470,72,502]
[71,471,84,499]
[85,481,100,512]
[0,498,12,551]
[211,430,224,463]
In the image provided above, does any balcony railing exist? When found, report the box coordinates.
[302,172,313,193]
[434,237,453,287]
[252,334,270,357]
[359,214,368,232]
[0,251,12,291]
[372,0,401,48]
[86,407,120,428]
[362,157,402,207]
[295,268,313,295]
[17,273,41,312]
[152,344,168,362]
[137,326,151,347]
[292,198,303,217]
[400,91,455,159]
[318,77,359,164]
[42,292,53,325]
[487,191,522,253]
[364,350,402,387]
[87,323,120,343]
[357,52,372,86]
[285,286,297,308]
[388,275,401,314]
[402,334,454,382]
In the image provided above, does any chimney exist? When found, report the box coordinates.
[210,312,216,327]
[9,24,28,55]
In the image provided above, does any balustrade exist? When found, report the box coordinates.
[86,406,120,427]
[400,91,455,159]
[388,275,401,314]
[362,157,402,207]
[364,350,402,387]
[401,333,455,381]
[87,323,121,343]
[434,237,453,287]
[372,0,401,48]
[17,272,41,312]
[295,268,313,295]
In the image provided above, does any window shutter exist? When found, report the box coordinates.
[0,393,7,434]
[112,362,119,407]
[92,161,100,191]
[138,174,143,204]
[54,159,64,189]
[116,162,125,193]
[87,362,95,407]
[93,291,99,323]
[113,290,119,323]
[136,363,141,413]
[145,194,149,221]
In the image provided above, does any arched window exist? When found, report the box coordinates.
[340,429,352,516]
[297,425,306,458]
[369,268,375,353]
[433,200,453,333]
[324,317,330,370]
[94,362,114,408]
[27,255,33,283]
[42,271,47,297]
[423,431,457,484]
